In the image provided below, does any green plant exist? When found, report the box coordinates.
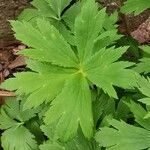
[121,0,150,15]
[0,97,41,150]
[0,0,150,150]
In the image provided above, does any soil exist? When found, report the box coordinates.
[0,0,29,48]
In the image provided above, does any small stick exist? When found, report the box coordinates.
[0,91,16,97]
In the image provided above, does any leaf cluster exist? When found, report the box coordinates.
[0,0,150,150]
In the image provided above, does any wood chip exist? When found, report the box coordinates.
[8,55,26,69]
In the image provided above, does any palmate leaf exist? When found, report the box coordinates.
[95,119,150,150]
[121,0,150,15]
[0,98,38,150]
[1,0,138,141]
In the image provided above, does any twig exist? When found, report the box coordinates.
[0,90,16,97]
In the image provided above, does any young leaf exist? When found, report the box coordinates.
[95,119,150,150]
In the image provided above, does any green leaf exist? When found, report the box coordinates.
[93,93,115,126]
[0,109,18,130]
[95,119,150,150]
[44,74,93,141]
[31,0,57,18]
[18,9,40,22]
[26,118,45,144]
[121,0,150,15]
[19,0,72,21]
[2,126,38,150]
[93,29,122,53]
[40,127,97,150]
[1,67,71,109]
[139,98,150,106]
[126,101,150,130]
[137,76,150,98]
[74,0,106,62]
[115,96,130,121]
[40,142,64,150]
[137,76,150,118]
[11,19,78,67]
[134,46,150,74]
[63,1,82,31]
[0,98,38,150]
[45,0,71,18]
[18,0,78,44]
[134,57,150,74]
[83,47,137,98]
[18,0,56,22]
[102,11,118,30]
[0,97,39,123]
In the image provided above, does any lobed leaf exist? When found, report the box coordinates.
[11,19,78,67]
[44,74,93,141]
[96,119,150,150]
